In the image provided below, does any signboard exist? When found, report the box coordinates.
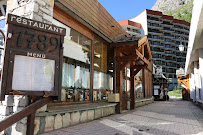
[0,14,66,100]
[154,90,159,95]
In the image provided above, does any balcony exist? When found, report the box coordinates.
[164,53,176,57]
[164,36,174,40]
[165,59,177,63]
[150,44,165,48]
[148,31,163,35]
[152,58,165,61]
[162,23,173,28]
[148,24,162,29]
[173,32,189,38]
[162,28,174,33]
[151,50,165,54]
[164,47,178,52]
[173,38,188,42]
[147,19,162,24]
[148,37,163,42]
[174,28,189,33]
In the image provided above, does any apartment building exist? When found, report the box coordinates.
[130,9,190,90]
[117,20,143,38]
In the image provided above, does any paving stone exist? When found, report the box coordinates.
[46,98,203,135]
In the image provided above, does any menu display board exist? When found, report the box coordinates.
[12,55,55,91]
[0,14,66,100]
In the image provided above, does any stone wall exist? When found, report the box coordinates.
[7,0,54,24]
[135,98,154,108]
[34,104,116,135]
[0,0,54,134]
[0,95,29,135]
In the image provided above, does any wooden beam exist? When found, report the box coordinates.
[130,61,135,110]
[120,60,130,71]
[110,41,138,48]
[142,45,144,56]
[26,113,35,135]
[0,97,54,132]
[138,36,147,47]
[132,64,148,77]
[136,50,149,65]
[145,39,152,60]
[119,53,138,62]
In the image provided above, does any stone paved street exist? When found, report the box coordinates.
[43,98,203,135]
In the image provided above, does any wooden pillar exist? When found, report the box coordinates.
[142,69,145,98]
[130,62,135,110]
[90,35,94,102]
[114,48,121,113]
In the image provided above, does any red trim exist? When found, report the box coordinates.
[146,9,190,26]
[117,20,141,28]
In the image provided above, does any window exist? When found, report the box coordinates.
[0,5,6,16]
[62,29,92,102]
[135,70,143,99]
[122,66,130,99]
[93,37,113,101]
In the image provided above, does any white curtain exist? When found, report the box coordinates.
[81,67,90,89]
[75,66,82,88]
[62,63,74,88]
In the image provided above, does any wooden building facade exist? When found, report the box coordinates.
[0,0,154,134]
[50,0,154,112]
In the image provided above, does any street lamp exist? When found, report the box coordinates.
[178,37,186,70]
[178,37,185,52]
[179,44,184,52]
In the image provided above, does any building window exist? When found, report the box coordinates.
[0,5,6,16]
[93,37,113,101]
[135,70,144,99]
[62,29,92,102]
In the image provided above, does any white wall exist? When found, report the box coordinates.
[185,0,203,74]
[130,10,148,36]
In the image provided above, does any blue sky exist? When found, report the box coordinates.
[98,0,157,21]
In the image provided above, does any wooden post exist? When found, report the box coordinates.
[0,97,54,132]
[26,96,36,135]
[114,48,121,113]
[26,113,35,135]
[90,35,94,102]
[130,61,135,110]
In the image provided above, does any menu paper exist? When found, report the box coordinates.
[12,55,55,91]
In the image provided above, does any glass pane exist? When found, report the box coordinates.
[93,37,113,101]
[12,55,55,91]
[135,70,143,99]
[62,29,91,102]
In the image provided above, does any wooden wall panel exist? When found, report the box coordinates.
[56,0,127,42]
[54,6,94,40]
[143,68,153,98]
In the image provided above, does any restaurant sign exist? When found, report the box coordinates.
[0,14,66,100]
